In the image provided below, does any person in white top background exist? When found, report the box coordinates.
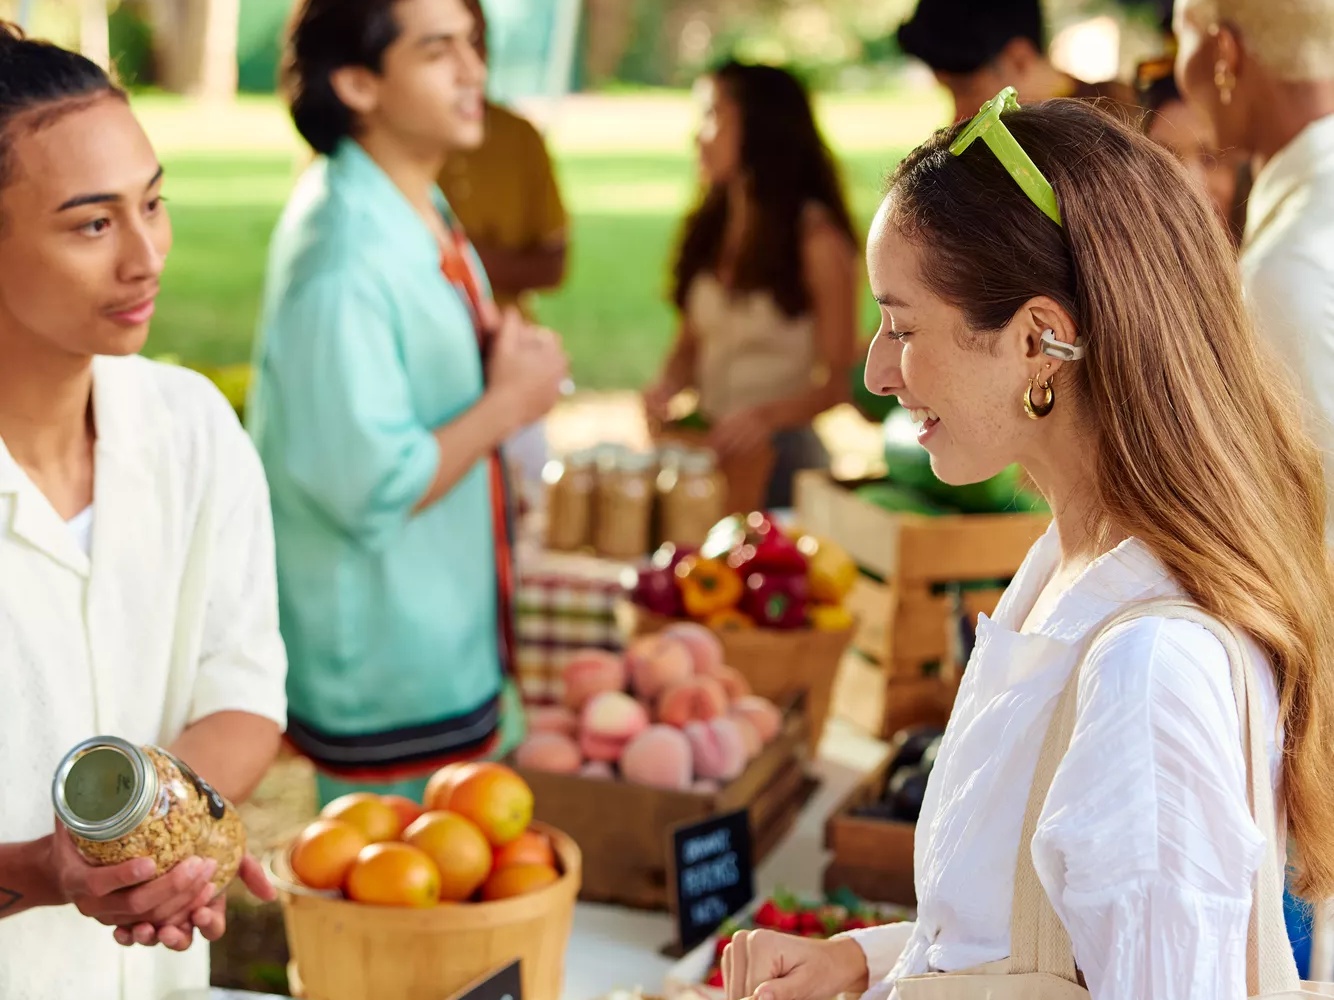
[0,23,288,1000]
[1175,0,1334,541]
[721,93,1334,998]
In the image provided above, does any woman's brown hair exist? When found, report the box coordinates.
[886,98,1334,897]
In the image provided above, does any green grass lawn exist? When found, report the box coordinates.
[139,91,944,390]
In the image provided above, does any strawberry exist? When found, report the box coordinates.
[706,968,725,989]
[714,934,734,962]
[753,900,784,929]
[798,910,824,935]
[771,909,800,933]
[839,916,874,932]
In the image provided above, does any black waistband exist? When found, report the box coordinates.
[285,692,502,772]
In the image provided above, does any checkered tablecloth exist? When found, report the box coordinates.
[514,546,638,704]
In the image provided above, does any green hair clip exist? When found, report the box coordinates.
[949,87,1062,227]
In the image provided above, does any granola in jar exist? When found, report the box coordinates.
[52,736,245,894]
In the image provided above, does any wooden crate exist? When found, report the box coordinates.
[822,762,917,907]
[514,697,817,910]
[796,471,1046,737]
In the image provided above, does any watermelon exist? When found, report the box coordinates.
[854,481,951,516]
[881,409,1046,514]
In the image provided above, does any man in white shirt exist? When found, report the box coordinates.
[1176,0,1334,539]
[0,24,288,1000]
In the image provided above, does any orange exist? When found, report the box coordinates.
[289,818,368,891]
[494,829,555,871]
[383,794,425,834]
[320,792,401,844]
[424,762,473,812]
[403,811,493,902]
[448,764,534,847]
[344,842,441,907]
[481,862,559,901]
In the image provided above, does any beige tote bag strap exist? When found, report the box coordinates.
[1006,600,1187,979]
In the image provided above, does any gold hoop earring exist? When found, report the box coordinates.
[1214,60,1235,105]
[1024,371,1055,420]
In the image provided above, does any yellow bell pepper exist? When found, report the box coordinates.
[809,604,854,632]
[796,534,859,604]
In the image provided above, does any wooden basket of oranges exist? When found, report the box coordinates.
[267,762,582,1000]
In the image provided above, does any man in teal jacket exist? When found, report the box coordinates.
[248,0,569,806]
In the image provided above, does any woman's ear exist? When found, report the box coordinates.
[1016,297,1078,361]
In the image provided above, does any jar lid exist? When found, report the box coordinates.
[618,452,657,473]
[680,449,718,474]
[52,736,159,842]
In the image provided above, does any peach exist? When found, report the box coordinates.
[664,621,725,675]
[730,695,783,744]
[526,705,578,738]
[514,732,582,774]
[730,713,763,759]
[657,677,729,728]
[579,691,649,762]
[620,725,693,790]
[706,664,752,702]
[580,760,614,780]
[692,778,721,795]
[626,634,694,701]
[685,718,749,782]
[561,649,627,711]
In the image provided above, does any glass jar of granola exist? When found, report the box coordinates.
[594,451,655,560]
[659,449,724,548]
[51,736,245,894]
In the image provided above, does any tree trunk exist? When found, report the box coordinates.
[145,0,239,100]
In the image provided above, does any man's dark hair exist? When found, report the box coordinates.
[282,0,402,155]
[897,0,1045,76]
[0,21,125,190]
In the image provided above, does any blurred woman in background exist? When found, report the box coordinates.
[643,61,859,510]
[1136,50,1249,247]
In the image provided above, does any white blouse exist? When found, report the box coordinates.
[0,355,288,1000]
[844,527,1282,1000]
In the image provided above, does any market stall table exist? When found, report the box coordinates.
[558,717,889,1000]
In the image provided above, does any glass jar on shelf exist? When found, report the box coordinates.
[543,450,596,552]
[659,448,724,549]
[594,451,655,561]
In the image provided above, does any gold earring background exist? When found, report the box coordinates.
[1214,61,1234,105]
[1024,373,1055,419]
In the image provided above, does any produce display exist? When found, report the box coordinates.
[861,408,1049,516]
[850,725,946,824]
[627,511,858,632]
[514,625,787,791]
[698,889,912,989]
[286,763,562,906]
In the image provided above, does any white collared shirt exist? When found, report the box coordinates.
[1241,113,1334,539]
[844,527,1282,1000]
[0,355,288,1000]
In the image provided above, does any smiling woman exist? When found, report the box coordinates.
[0,21,288,1000]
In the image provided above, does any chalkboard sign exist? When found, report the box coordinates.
[445,960,522,1000]
[668,809,755,952]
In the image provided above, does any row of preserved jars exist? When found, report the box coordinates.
[544,444,724,560]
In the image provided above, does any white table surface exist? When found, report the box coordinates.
[561,718,889,1000]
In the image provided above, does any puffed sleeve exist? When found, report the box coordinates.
[265,269,441,549]
[188,385,289,728]
[1031,617,1267,1000]
[836,921,918,1000]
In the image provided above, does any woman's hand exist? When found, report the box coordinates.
[723,929,870,1000]
[642,380,680,425]
[709,406,773,459]
[113,854,276,952]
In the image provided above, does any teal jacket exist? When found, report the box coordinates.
[248,139,503,750]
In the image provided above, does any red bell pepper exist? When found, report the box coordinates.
[741,571,810,630]
[702,511,808,575]
[650,541,696,574]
